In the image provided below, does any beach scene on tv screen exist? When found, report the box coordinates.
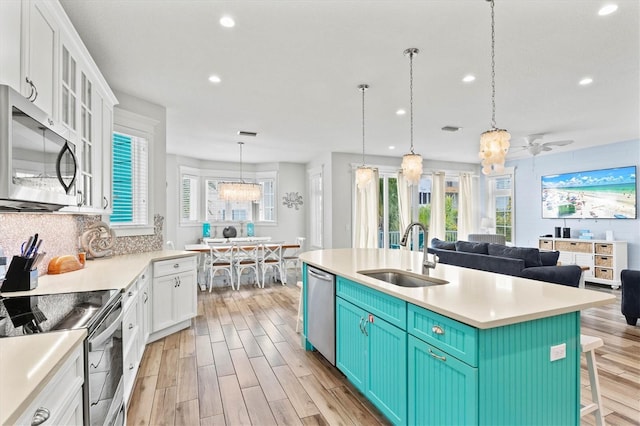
[541,166,636,219]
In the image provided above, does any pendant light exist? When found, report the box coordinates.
[355,83,374,190]
[479,0,511,175]
[218,142,261,202]
[401,47,423,185]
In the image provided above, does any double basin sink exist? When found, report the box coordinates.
[358,269,448,288]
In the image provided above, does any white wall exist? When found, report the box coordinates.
[506,139,640,269]
[165,154,306,250]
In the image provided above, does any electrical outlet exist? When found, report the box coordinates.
[550,343,566,361]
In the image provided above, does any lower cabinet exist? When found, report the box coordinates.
[152,256,197,337]
[408,335,478,425]
[16,345,84,425]
[336,297,407,424]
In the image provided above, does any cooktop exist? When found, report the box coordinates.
[0,289,120,337]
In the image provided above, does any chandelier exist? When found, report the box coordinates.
[479,0,511,175]
[400,48,423,185]
[218,142,261,202]
[355,83,375,189]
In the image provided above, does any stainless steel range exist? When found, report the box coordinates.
[0,289,124,425]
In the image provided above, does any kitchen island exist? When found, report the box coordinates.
[300,248,615,425]
[0,250,196,425]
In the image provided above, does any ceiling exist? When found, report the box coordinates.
[59,0,640,165]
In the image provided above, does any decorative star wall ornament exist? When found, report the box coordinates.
[282,192,303,210]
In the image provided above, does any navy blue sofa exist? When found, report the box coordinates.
[428,239,583,287]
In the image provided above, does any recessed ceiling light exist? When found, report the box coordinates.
[462,75,476,83]
[396,109,406,116]
[598,4,618,16]
[220,16,235,27]
[579,77,593,86]
[208,75,221,83]
[388,146,396,150]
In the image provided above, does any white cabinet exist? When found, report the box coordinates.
[15,345,84,426]
[122,266,151,402]
[151,256,197,341]
[0,0,22,89]
[539,238,627,289]
[22,0,59,118]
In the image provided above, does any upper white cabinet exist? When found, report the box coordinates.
[0,0,117,213]
[22,0,59,118]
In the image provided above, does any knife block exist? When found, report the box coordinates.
[1,256,38,292]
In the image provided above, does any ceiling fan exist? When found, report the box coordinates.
[515,134,574,156]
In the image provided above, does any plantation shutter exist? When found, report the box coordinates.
[111,133,132,223]
[181,175,199,221]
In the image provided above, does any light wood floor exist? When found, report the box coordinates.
[126,282,640,426]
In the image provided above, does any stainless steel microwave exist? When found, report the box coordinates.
[0,85,78,211]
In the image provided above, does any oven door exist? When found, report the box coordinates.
[84,298,123,426]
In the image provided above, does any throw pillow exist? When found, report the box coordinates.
[455,240,489,254]
[539,250,560,266]
[431,238,456,251]
[487,244,542,268]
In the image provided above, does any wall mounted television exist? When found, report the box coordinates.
[541,165,637,219]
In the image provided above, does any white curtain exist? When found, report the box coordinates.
[429,172,446,241]
[397,172,411,249]
[354,169,379,248]
[457,172,475,241]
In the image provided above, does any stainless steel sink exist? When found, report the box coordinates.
[357,269,448,287]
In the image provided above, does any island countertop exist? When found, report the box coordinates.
[300,248,615,329]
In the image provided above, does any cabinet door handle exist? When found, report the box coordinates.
[31,407,50,425]
[174,277,178,288]
[362,320,368,337]
[428,349,447,362]
[129,323,134,330]
[431,325,444,335]
[358,317,364,334]
[25,77,38,102]
[103,196,109,209]
[143,292,148,303]
[129,364,135,370]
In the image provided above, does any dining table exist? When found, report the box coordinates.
[184,241,301,289]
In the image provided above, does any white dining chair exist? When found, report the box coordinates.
[207,244,235,291]
[234,243,261,289]
[282,237,305,282]
[259,242,285,286]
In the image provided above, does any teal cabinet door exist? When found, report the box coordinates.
[337,297,407,425]
[366,314,407,425]
[336,297,367,392]
[408,335,478,426]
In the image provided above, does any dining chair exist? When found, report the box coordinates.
[259,242,285,286]
[207,244,235,291]
[234,243,261,289]
[282,237,305,282]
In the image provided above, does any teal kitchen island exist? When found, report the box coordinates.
[300,248,615,426]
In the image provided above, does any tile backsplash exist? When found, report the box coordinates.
[0,213,164,276]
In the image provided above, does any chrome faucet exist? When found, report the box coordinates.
[399,222,438,274]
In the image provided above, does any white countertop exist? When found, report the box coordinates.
[0,250,197,425]
[1,249,196,296]
[0,330,86,425]
[300,248,615,329]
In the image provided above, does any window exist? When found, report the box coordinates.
[378,173,399,248]
[111,131,148,227]
[258,178,275,222]
[486,168,514,243]
[181,174,199,223]
[205,178,253,222]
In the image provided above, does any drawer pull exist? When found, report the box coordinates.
[174,263,180,269]
[128,291,133,297]
[428,349,446,362]
[31,407,50,425]
[431,325,444,335]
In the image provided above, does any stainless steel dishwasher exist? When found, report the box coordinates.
[306,266,336,365]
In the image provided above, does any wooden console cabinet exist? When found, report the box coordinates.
[538,237,627,289]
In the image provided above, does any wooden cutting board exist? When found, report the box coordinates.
[47,255,84,274]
